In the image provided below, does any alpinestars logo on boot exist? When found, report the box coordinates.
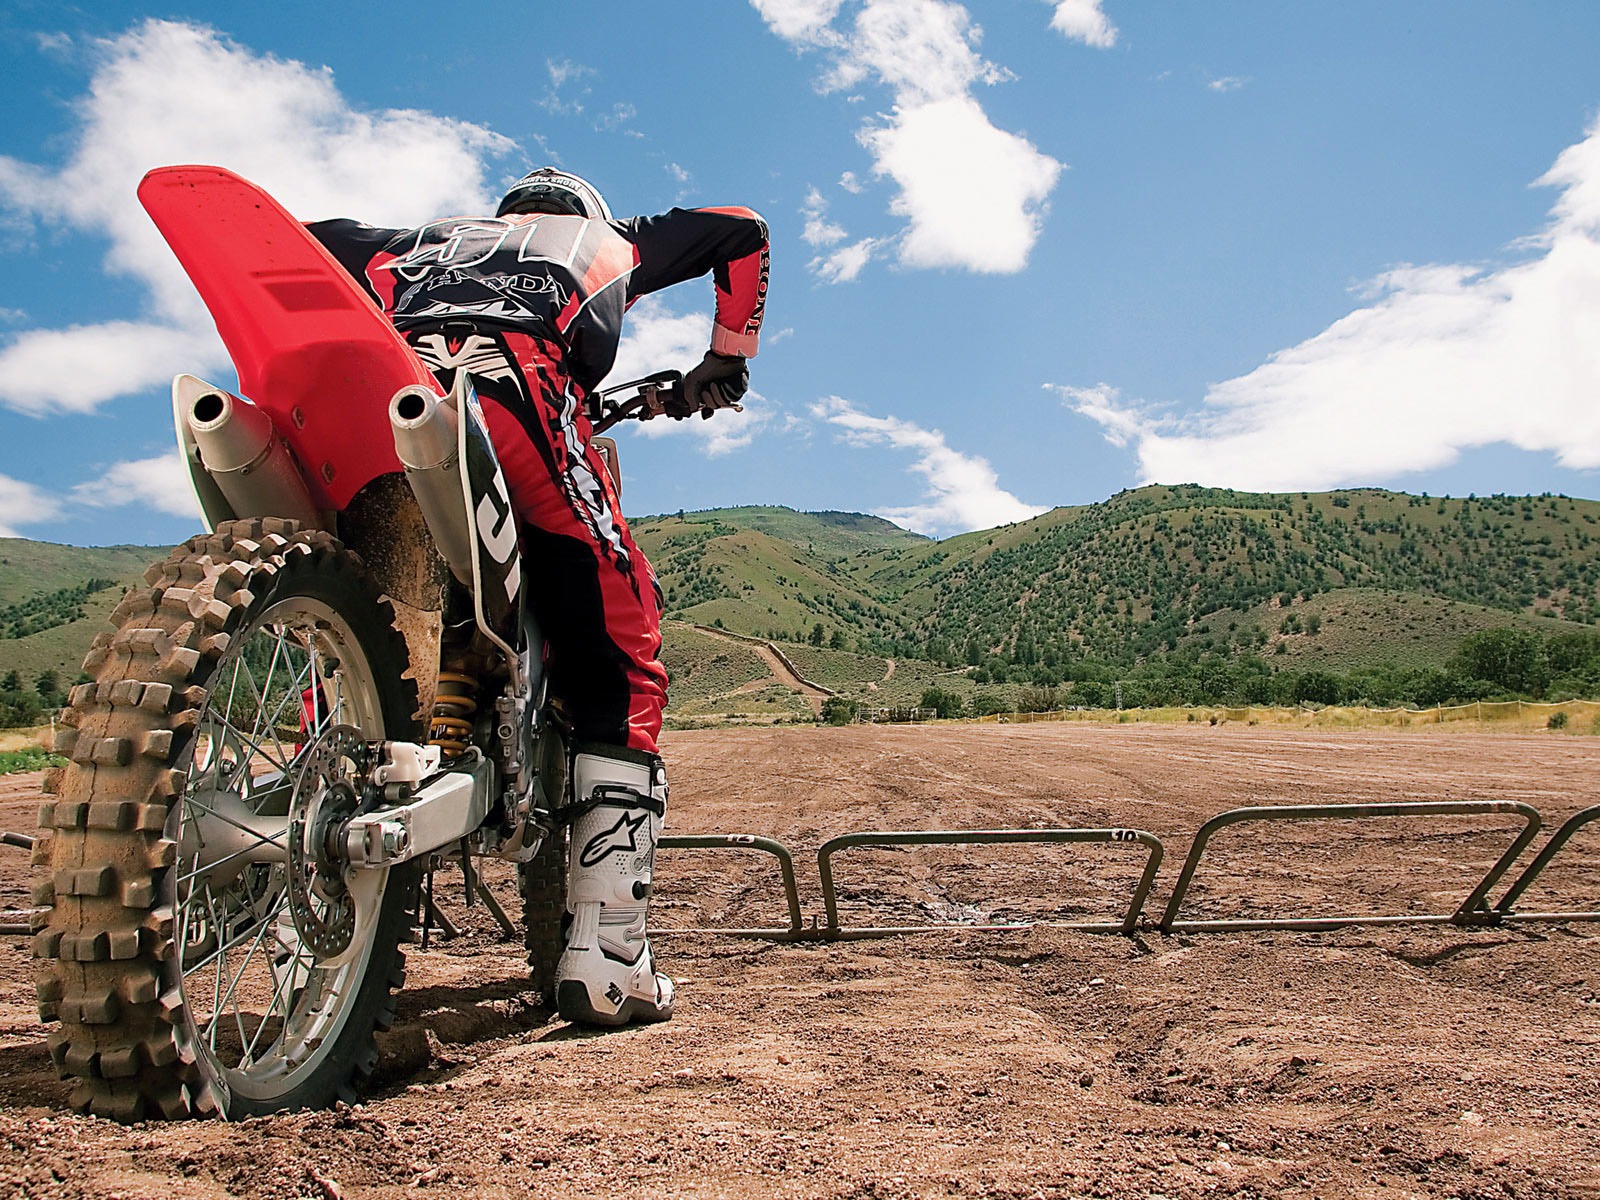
[579,811,650,867]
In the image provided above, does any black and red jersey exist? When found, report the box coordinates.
[307,206,769,396]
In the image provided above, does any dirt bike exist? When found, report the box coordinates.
[32,166,701,1121]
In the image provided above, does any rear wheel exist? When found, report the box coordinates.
[519,829,567,1007]
[34,519,420,1120]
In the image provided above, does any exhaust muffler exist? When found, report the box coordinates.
[176,375,318,529]
[389,383,474,586]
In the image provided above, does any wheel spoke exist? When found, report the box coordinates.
[210,905,278,1067]
[186,887,283,1001]
[203,885,228,1051]
[230,651,309,776]
[250,624,322,768]
[244,927,306,1065]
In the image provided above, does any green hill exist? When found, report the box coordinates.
[1203,586,1590,672]
[0,540,156,608]
[634,505,928,560]
[629,510,914,647]
[0,540,162,692]
[6,488,1600,720]
[831,486,1600,669]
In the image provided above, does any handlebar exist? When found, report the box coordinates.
[591,369,742,434]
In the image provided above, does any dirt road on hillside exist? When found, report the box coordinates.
[695,625,833,713]
[0,724,1597,1198]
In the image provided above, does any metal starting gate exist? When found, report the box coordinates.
[648,796,1598,940]
[3,801,1595,942]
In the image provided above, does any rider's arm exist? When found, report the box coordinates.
[614,207,770,358]
[305,219,400,309]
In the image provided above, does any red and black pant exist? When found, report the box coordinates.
[414,330,668,755]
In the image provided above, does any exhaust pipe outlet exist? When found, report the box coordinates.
[185,387,318,528]
[390,385,473,585]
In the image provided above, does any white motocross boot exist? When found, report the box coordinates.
[555,746,675,1026]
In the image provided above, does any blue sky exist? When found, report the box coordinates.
[3,1,1600,546]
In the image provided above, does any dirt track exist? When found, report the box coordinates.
[692,625,834,713]
[0,723,1597,1199]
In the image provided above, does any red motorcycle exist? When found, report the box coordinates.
[33,166,688,1121]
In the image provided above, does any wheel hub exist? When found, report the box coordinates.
[286,726,370,960]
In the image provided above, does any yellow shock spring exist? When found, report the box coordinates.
[429,670,480,756]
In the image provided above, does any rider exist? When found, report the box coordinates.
[307,168,769,1026]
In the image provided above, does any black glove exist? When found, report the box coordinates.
[681,350,749,418]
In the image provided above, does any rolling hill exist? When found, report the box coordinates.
[4,485,1599,717]
[0,541,168,689]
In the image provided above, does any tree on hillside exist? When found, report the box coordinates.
[970,691,1010,716]
[1545,630,1600,675]
[1292,671,1342,706]
[820,695,857,725]
[1449,628,1550,696]
[1017,685,1059,713]
[919,686,964,719]
[1072,680,1108,708]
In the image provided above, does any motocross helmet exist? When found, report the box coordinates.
[496,168,612,220]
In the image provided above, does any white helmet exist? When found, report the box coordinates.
[496,167,612,220]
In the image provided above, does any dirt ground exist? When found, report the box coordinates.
[0,722,1596,1199]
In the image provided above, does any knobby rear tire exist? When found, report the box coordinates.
[519,829,567,1007]
[33,518,421,1120]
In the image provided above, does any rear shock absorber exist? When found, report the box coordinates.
[429,669,479,758]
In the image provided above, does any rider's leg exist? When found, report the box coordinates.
[463,347,674,1024]
[554,744,675,1025]
[470,342,668,753]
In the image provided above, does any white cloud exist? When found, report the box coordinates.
[838,170,865,193]
[861,96,1061,273]
[73,454,200,519]
[801,187,848,246]
[0,19,516,418]
[1207,75,1248,93]
[1046,0,1118,49]
[827,0,1012,103]
[811,396,1045,534]
[1052,383,1146,448]
[603,297,773,457]
[0,321,218,419]
[750,0,848,45]
[801,187,893,284]
[594,102,638,134]
[811,236,886,283]
[753,0,1062,275]
[1064,116,1600,492]
[541,58,594,115]
[0,474,64,537]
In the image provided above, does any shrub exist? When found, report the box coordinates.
[1292,671,1342,707]
[970,691,1009,717]
[1072,680,1108,708]
[919,686,965,719]
[0,748,64,774]
[819,695,858,726]
[1548,710,1569,730]
[1449,628,1550,697]
[1017,685,1059,713]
